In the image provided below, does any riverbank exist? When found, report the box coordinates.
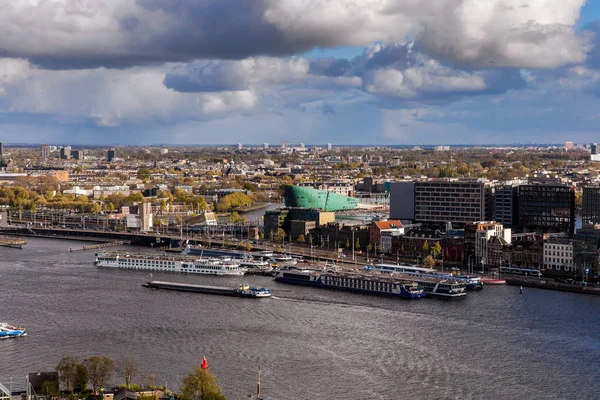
[505,276,600,296]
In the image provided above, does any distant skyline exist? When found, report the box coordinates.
[0,1,599,145]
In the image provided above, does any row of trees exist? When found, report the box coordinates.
[56,356,225,400]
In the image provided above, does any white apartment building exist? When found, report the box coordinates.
[543,239,573,273]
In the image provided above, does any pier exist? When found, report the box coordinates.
[69,241,129,252]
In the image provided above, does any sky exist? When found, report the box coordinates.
[0,0,600,146]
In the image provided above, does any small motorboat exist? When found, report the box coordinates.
[0,323,27,339]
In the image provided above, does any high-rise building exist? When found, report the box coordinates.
[60,146,71,160]
[107,148,116,162]
[582,186,600,225]
[237,143,243,150]
[518,183,575,235]
[494,183,522,227]
[41,144,50,159]
[390,180,493,226]
[0,142,3,158]
[263,143,269,149]
[591,143,598,155]
[565,142,574,150]
[72,150,85,160]
[326,143,332,151]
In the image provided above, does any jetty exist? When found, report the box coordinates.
[70,241,128,252]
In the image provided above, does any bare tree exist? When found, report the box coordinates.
[119,357,138,388]
[84,356,114,395]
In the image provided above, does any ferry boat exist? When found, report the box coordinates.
[0,323,27,339]
[369,263,482,290]
[94,252,247,276]
[274,270,426,299]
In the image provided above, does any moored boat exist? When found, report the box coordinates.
[0,323,27,339]
[95,252,247,276]
[274,270,426,299]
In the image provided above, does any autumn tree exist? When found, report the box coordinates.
[119,356,138,388]
[431,241,442,259]
[423,255,436,267]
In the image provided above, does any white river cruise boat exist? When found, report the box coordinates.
[94,252,247,276]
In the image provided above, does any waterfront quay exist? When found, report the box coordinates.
[505,276,600,295]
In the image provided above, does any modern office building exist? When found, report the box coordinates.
[390,180,493,226]
[40,144,50,159]
[72,150,85,160]
[107,148,116,162]
[60,146,71,160]
[582,186,600,225]
[517,184,575,235]
[494,183,522,227]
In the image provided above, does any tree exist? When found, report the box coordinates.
[297,234,305,243]
[273,228,286,242]
[423,240,430,254]
[56,356,80,393]
[355,237,360,251]
[230,211,241,223]
[180,365,225,400]
[345,238,350,249]
[423,255,436,267]
[119,356,138,388]
[137,168,151,181]
[84,356,114,395]
[431,241,442,259]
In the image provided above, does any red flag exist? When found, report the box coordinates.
[201,356,209,369]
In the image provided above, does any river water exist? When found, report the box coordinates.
[1,238,600,400]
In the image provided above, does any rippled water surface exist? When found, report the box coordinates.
[1,238,600,400]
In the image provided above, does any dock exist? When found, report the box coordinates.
[70,241,129,252]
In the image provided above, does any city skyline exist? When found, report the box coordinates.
[0,1,599,145]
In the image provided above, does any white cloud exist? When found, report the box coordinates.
[0,0,589,69]
[0,63,258,126]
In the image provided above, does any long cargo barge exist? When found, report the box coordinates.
[143,280,271,298]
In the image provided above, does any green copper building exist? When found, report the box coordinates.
[283,185,358,212]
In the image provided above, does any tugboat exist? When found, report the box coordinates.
[0,323,27,338]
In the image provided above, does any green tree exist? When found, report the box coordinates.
[355,237,360,251]
[56,356,81,393]
[297,234,305,243]
[180,365,225,400]
[423,240,430,254]
[230,211,241,223]
[137,168,151,181]
[84,356,114,395]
